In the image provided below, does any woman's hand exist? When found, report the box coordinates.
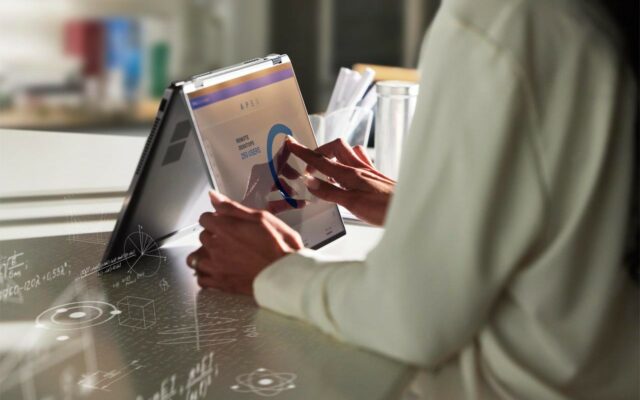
[241,141,307,214]
[286,138,395,226]
[186,191,303,295]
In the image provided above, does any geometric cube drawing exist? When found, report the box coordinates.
[116,296,156,329]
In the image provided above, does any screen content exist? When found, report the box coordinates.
[185,61,345,248]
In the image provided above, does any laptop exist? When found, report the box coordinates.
[102,54,346,263]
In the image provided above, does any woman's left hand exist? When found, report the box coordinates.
[186,191,304,295]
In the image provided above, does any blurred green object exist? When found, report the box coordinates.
[150,43,169,99]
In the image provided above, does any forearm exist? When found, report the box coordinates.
[254,249,364,338]
[254,248,474,367]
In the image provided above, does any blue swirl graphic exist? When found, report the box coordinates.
[267,124,298,208]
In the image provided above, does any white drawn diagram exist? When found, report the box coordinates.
[65,198,111,245]
[157,313,238,349]
[68,229,111,245]
[67,221,111,245]
[124,225,166,277]
[117,296,156,329]
[0,325,98,400]
[230,368,297,397]
[135,352,216,400]
[242,325,258,338]
[2,282,142,400]
[35,301,122,331]
[159,278,170,292]
[184,351,216,400]
[78,359,144,391]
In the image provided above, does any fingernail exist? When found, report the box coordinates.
[209,190,224,202]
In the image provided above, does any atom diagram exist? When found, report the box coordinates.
[230,367,296,397]
[35,301,121,331]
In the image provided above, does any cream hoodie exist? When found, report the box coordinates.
[255,0,638,398]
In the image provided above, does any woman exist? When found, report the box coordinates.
[187,0,638,398]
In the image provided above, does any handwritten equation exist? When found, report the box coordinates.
[0,252,27,283]
[112,272,144,289]
[0,259,70,303]
[136,352,216,400]
[79,359,144,392]
[76,251,136,281]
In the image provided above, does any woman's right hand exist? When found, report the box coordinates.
[286,138,395,226]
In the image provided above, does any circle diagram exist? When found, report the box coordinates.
[35,301,121,331]
[124,226,164,277]
[231,368,296,397]
[266,124,298,209]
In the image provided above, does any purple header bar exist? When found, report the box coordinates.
[189,68,294,110]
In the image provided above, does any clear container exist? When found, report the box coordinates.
[309,106,374,147]
[374,80,419,179]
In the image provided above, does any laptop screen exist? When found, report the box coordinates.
[182,56,345,249]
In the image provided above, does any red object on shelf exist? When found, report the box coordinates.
[64,20,105,77]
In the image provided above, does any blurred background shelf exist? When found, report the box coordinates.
[0,100,159,131]
[0,0,439,133]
